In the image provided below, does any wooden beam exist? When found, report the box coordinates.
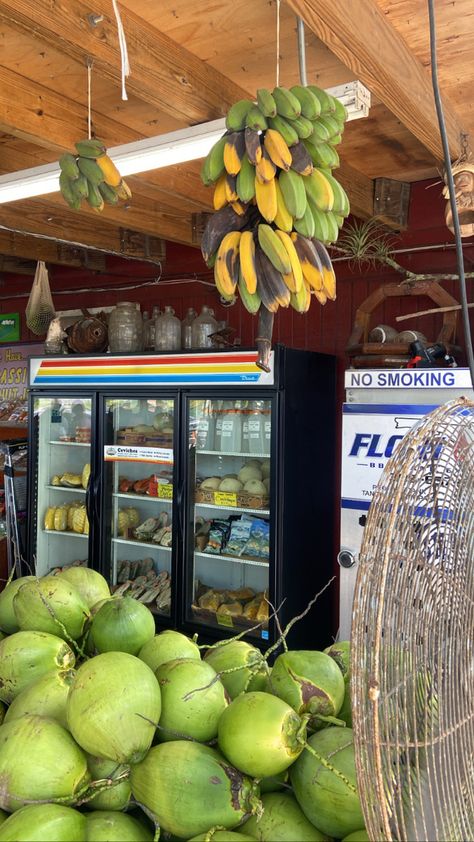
[286,0,464,161]
[0,230,107,270]
[0,0,250,123]
[337,161,374,220]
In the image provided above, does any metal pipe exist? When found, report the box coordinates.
[296,17,307,86]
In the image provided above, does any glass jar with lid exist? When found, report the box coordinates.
[108,302,144,353]
[155,305,181,351]
[181,307,197,349]
[191,305,218,349]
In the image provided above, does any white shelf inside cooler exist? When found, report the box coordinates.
[197,450,270,458]
[194,551,268,568]
[45,485,86,493]
[195,503,270,516]
[42,529,88,538]
[112,537,172,550]
[48,441,90,447]
[112,492,171,501]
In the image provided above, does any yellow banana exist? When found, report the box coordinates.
[223,131,245,176]
[290,233,324,291]
[213,174,228,210]
[255,149,277,184]
[239,230,258,294]
[313,288,328,305]
[214,262,237,302]
[255,176,277,223]
[290,279,311,313]
[274,180,293,233]
[95,154,122,187]
[275,229,303,293]
[224,174,239,203]
[263,129,292,171]
[116,179,132,200]
[215,231,241,296]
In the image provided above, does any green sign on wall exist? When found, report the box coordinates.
[0,314,20,343]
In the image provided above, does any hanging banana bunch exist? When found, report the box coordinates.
[58,138,132,213]
[200,84,350,324]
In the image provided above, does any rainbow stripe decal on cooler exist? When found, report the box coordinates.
[29,351,275,388]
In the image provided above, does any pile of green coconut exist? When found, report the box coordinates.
[0,568,369,842]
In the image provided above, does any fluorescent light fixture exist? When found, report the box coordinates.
[0,81,370,205]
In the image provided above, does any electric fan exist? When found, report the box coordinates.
[352,397,474,841]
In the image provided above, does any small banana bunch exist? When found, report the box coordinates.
[58,138,132,212]
[200,84,349,316]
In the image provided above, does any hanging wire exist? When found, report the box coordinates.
[275,0,281,87]
[112,0,130,101]
[427,0,474,387]
[296,17,307,86]
[86,58,93,140]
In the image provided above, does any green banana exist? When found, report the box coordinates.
[278,169,307,220]
[328,133,343,147]
[59,153,80,180]
[201,135,226,185]
[307,85,335,115]
[332,96,348,125]
[303,139,339,169]
[257,224,292,275]
[86,180,104,210]
[304,169,334,213]
[245,105,268,132]
[98,181,119,205]
[334,214,345,228]
[318,114,343,139]
[306,197,330,242]
[238,269,261,314]
[324,211,340,244]
[59,172,81,210]
[256,88,277,118]
[293,201,315,238]
[70,173,89,200]
[317,169,350,216]
[268,115,299,147]
[290,85,321,120]
[272,86,301,120]
[236,153,256,203]
[225,99,254,131]
[77,156,105,186]
[287,114,314,139]
[74,137,106,158]
[309,120,331,144]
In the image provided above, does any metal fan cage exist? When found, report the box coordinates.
[352,397,474,842]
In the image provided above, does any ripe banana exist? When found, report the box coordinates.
[313,288,328,306]
[231,200,247,216]
[257,88,277,118]
[226,99,254,131]
[263,129,292,172]
[246,105,268,133]
[244,127,263,165]
[75,137,106,158]
[255,149,277,183]
[255,246,290,312]
[278,169,307,220]
[224,131,246,176]
[59,172,81,210]
[238,268,261,314]
[275,229,303,293]
[274,179,293,233]
[96,154,122,187]
[290,85,321,121]
[258,224,292,275]
[316,169,350,216]
[312,239,336,299]
[213,174,228,210]
[98,181,119,205]
[215,231,242,295]
[59,153,80,180]
[201,135,226,184]
[224,174,239,203]
[77,156,104,186]
[236,153,256,203]
[239,230,258,294]
[115,179,132,200]
[272,86,301,120]
[268,115,299,148]
[255,176,277,223]
[304,169,334,213]
[288,141,313,177]
[290,233,324,291]
[290,279,311,313]
[214,261,237,302]
[201,203,255,263]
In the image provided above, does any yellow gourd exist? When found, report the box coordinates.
[72,506,87,534]
[117,509,130,536]
[44,507,56,530]
[54,505,68,532]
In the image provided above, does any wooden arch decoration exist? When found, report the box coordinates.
[346,280,462,368]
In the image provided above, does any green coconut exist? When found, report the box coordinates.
[0,804,86,841]
[0,714,89,812]
[84,811,152,841]
[0,576,35,633]
[204,640,269,698]
[325,640,352,725]
[290,727,364,839]
[0,811,6,827]
[156,657,228,742]
[218,691,306,778]
[67,652,161,763]
[0,631,5,642]
[259,769,289,793]
[242,792,328,841]
[0,703,5,726]
[0,630,75,703]
[189,833,257,841]
[90,597,155,656]
[86,756,131,811]
[130,741,261,839]
[342,831,370,842]
[138,629,200,672]
[13,576,90,641]
[270,650,345,729]
[58,566,110,610]
[4,668,74,728]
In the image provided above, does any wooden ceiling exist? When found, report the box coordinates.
[0,0,471,270]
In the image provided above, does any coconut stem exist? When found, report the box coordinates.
[131,799,161,841]
[32,577,88,659]
[303,742,357,793]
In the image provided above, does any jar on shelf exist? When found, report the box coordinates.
[219,400,243,453]
[181,307,197,349]
[196,400,216,451]
[108,302,144,353]
[191,305,218,349]
[143,308,157,350]
[155,305,181,351]
[247,400,266,455]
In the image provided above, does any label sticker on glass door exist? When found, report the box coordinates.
[104,445,173,464]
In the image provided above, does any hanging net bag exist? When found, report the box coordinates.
[25,261,56,335]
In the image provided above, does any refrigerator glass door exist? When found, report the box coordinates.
[186,397,271,640]
[103,397,175,617]
[33,396,92,576]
